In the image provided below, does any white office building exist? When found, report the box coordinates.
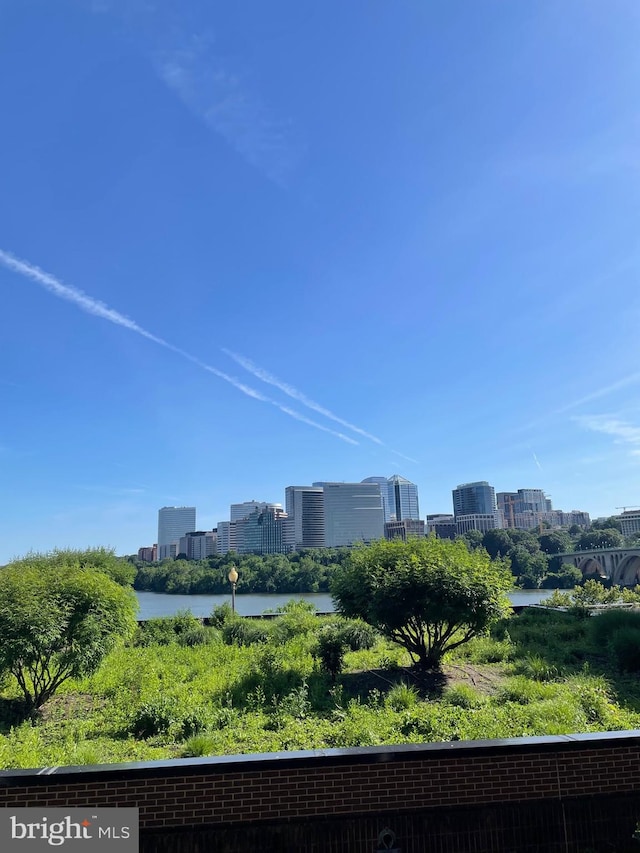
[321,482,385,548]
[157,506,196,555]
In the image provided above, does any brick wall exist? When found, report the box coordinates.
[1,732,640,851]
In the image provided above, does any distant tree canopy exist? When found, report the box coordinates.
[131,549,351,595]
[0,549,137,710]
[331,537,512,670]
[575,529,625,551]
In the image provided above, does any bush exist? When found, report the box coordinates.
[335,619,378,651]
[269,600,319,642]
[134,611,204,647]
[177,625,211,647]
[130,698,180,738]
[221,619,269,646]
[589,609,640,647]
[609,628,640,672]
[209,602,235,629]
[315,629,347,679]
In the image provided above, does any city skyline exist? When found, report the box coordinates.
[1,2,639,564]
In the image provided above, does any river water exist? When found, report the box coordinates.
[136,589,557,620]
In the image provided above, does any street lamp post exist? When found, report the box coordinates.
[228,566,238,614]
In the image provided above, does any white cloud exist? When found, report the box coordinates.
[574,414,640,458]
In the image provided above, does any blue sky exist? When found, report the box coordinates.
[1,0,639,561]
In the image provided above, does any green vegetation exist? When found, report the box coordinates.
[1,594,640,769]
[0,549,137,712]
[332,537,512,669]
[4,544,640,772]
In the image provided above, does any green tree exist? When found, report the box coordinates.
[538,531,572,555]
[331,537,512,670]
[576,529,624,551]
[0,551,138,711]
[591,516,623,532]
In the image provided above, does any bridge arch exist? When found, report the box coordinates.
[578,556,607,579]
[614,556,640,586]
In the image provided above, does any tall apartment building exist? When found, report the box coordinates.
[452,482,501,534]
[157,506,196,560]
[285,486,325,549]
[321,482,384,548]
[498,489,551,529]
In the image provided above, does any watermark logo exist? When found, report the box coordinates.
[0,809,138,851]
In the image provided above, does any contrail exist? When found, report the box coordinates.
[0,249,358,446]
[532,452,543,471]
[222,347,384,445]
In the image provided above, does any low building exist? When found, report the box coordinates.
[619,510,640,538]
[384,519,425,541]
[137,545,157,562]
[177,531,217,560]
[455,513,503,535]
[426,514,457,540]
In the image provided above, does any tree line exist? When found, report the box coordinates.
[129,519,639,595]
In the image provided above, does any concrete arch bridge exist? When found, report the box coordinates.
[560,547,640,586]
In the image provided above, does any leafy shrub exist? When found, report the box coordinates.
[221,618,269,646]
[315,629,346,679]
[442,684,485,709]
[179,706,211,738]
[177,625,212,647]
[134,611,204,647]
[589,609,640,647]
[209,602,234,629]
[385,683,419,711]
[130,697,180,738]
[335,619,378,651]
[269,600,319,642]
[609,627,640,673]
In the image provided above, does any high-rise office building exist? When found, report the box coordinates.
[361,477,391,522]
[236,505,289,555]
[285,486,325,549]
[230,501,279,522]
[216,521,237,555]
[362,475,420,522]
[387,474,420,521]
[322,482,384,548]
[157,506,196,559]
